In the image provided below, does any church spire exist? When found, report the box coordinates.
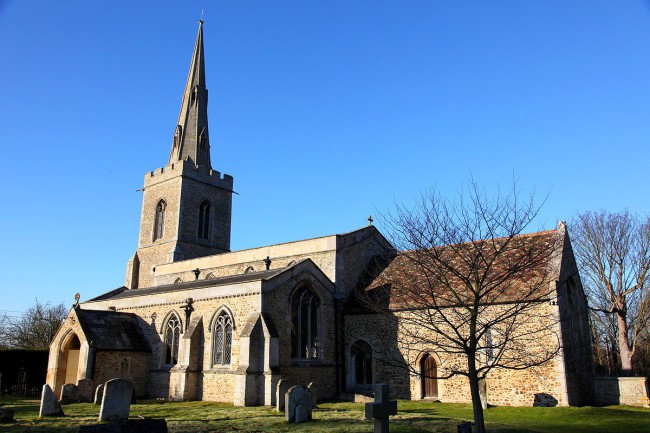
[168,20,212,169]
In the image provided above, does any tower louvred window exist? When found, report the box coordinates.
[198,200,211,240]
[153,200,166,241]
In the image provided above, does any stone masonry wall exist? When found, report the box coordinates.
[344,300,568,407]
[93,351,149,397]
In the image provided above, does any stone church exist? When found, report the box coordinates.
[47,22,594,407]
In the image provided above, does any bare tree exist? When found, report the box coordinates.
[364,182,562,433]
[3,300,68,349]
[570,210,650,374]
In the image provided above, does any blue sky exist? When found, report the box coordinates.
[1,1,649,315]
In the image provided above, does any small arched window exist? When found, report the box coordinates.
[212,311,233,366]
[291,286,320,359]
[351,340,373,385]
[163,314,181,366]
[198,200,211,240]
[153,200,166,241]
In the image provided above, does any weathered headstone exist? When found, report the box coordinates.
[457,421,472,433]
[77,379,94,403]
[99,379,134,422]
[364,383,397,433]
[77,418,168,433]
[307,381,318,406]
[284,385,312,423]
[61,383,79,403]
[39,384,65,417]
[94,384,105,405]
[276,379,289,412]
[0,407,14,423]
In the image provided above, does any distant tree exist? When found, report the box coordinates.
[3,300,68,349]
[365,182,562,433]
[571,210,650,375]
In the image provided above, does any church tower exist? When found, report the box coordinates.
[126,21,234,289]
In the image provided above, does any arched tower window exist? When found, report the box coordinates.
[198,200,211,240]
[212,311,233,366]
[163,313,181,366]
[153,200,166,241]
[351,340,373,386]
[291,286,320,359]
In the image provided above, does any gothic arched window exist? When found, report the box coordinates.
[212,311,233,366]
[291,286,320,359]
[163,313,181,366]
[198,200,211,240]
[153,200,166,241]
[351,340,373,386]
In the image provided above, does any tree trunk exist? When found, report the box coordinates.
[617,312,633,375]
[467,353,486,433]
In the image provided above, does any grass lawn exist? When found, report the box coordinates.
[0,396,648,433]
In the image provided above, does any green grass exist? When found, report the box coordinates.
[0,396,648,433]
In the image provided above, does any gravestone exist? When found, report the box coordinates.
[78,379,94,403]
[457,421,472,433]
[307,382,318,406]
[94,384,105,405]
[77,419,167,433]
[284,385,312,423]
[39,384,65,417]
[364,383,397,433]
[61,383,79,403]
[0,407,14,423]
[276,379,289,412]
[99,379,134,422]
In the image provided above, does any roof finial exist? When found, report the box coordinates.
[200,9,204,23]
[368,215,373,226]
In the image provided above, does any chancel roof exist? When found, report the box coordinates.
[352,228,564,311]
[75,309,150,351]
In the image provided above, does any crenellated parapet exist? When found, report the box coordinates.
[144,160,234,191]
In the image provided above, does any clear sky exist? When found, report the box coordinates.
[1,1,649,316]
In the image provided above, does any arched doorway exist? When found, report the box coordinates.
[55,333,81,396]
[420,353,438,399]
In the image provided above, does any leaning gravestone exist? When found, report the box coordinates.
[365,383,397,433]
[61,383,79,403]
[99,379,134,422]
[39,384,65,417]
[94,384,105,405]
[284,385,312,423]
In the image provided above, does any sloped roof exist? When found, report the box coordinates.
[75,309,150,351]
[352,228,562,311]
[87,268,287,302]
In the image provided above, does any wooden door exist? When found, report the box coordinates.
[421,354,438,398]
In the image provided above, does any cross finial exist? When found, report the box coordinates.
[368,215,373,226]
